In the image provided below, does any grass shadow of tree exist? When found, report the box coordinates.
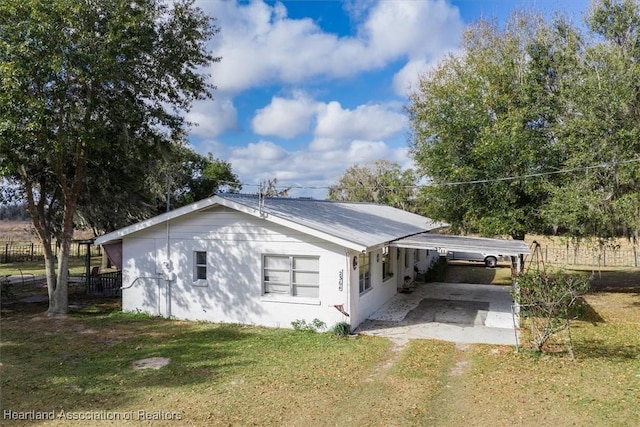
[0,308,257,420]
[573,338,640,361]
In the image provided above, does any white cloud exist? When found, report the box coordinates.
[252,92,318,138]
[186,96,239,137]
[197,0,463,92]
[312,101,406,149]
[231,140,289,161]
[362,0,463,59]
[392,49,463,96]
[184,0,465,196]
[193,136,411,198]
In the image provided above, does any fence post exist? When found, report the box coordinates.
[30,243,34,261]
[4,244,8,263]
[634,247,638,268]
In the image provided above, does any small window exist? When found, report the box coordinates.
[382,247,393,280]
[414,249,419,263]
[194,251,207,280]
[404,250,409,269]
[359,253,371,294]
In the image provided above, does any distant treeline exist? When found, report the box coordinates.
[0,203,29,221]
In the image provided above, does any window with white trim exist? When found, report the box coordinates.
[382,246,393,280]
[359,253,371,294]
[194,251,207,281]
[263,255,319,298]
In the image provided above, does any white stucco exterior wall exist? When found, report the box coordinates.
[120,206,350,330]
[117,206,443,332]
[348,246,440,328]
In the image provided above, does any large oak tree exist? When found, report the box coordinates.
[0,0,219,314]
[408,2,640,243]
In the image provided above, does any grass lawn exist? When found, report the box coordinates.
[0,256,105,277]
[1,267,639,426]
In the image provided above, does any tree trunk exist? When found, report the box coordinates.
[47,239,70,315]
[47,192,80,315]
[101,251,111,270]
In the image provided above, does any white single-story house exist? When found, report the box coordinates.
[95,193,450,330]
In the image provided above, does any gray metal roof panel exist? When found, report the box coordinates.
[95,193,446,250]
[391,233,531,256]
[220,193,446,249]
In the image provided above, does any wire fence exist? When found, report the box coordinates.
[534,244,639,268]
[1,240,638,267]
[1,241,102,263]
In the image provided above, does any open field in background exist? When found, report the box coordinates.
[0,220,94,242]
[3,221,638,267]
[1,264,639,426]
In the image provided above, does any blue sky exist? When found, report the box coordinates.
[190,0,590,198]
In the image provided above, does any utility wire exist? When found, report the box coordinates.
[217,157,640,191]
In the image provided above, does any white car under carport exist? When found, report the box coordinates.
[445,250,508,268]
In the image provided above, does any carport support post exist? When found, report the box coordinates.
[84,242,91,293]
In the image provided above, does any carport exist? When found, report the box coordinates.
[357,233,531,345]
[358,282,519,345]
[391,233,531,274]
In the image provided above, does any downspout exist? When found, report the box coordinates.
[165,220,172,318]
[345,248,352,331]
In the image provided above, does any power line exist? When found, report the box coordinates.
[220,157,640,192]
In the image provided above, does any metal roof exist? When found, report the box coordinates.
[95,193,447,252]
[391,233,531,256]
[215,194,446,251]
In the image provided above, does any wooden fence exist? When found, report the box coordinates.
[1,241,101,263]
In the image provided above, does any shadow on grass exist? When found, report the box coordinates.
[437,261,507,285]
[1,306,256,421]
[585,269,640,293]
[576,298,605,324]
[574,338,640,361]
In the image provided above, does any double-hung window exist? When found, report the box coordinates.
[194,251,207,281]
[263,255,319,298]
[359,253,371,294]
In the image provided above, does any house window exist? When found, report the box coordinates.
[359,253,371,294]
[194,251,207,280]
[414,249,419,263]
[382,247,393,280]
[404,250,409,269]
[263,255,319,298]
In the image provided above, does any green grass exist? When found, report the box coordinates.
[0,256,104,277]
[1,267,639,426]
[441,260,514,285]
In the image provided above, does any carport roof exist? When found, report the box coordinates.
[391,233,530,256]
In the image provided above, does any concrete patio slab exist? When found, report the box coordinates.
[357,282,519,346]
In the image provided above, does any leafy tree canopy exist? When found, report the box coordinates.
[328,160,418,211]
[408,1,640,242]
[0,0,219,314]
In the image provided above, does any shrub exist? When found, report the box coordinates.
[513,269,590,356]
[330,322,351,337]
[291,318,326,333]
